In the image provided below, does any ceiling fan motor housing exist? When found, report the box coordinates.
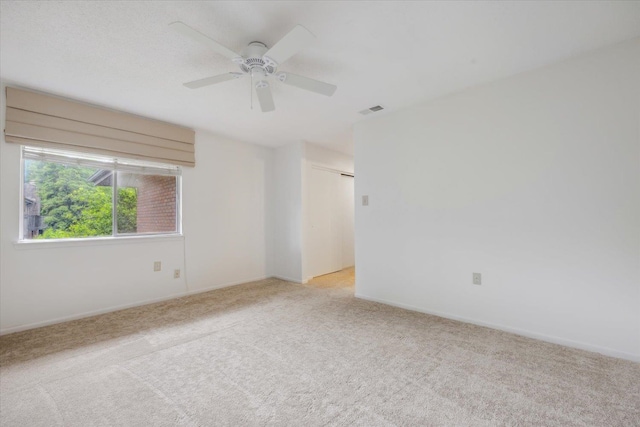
[236,42,276,75]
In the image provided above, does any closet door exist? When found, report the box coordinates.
[308,167,342,277]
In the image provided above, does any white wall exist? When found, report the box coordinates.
[0,84,274,333]
[339,175,355,269]
[182,131,273,291]
[354,39,640,361]
[305,143,354,175]
[272,142,305,283]
[307,167,344,278]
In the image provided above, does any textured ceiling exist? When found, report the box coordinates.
[1,1,640,154]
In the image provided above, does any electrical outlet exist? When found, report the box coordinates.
[174,269,180,279]
[154,261,161,272]
[362,195,369,206]
[473,273,481,285]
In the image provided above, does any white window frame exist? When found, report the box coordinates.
[19,146,183,242]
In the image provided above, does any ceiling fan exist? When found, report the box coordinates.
[170,22,337,112]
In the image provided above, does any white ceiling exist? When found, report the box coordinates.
[2,1,640,154]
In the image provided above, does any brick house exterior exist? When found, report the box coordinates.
[136,175,177,233]
[89,172,177,234]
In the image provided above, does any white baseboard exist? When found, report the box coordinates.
[184,275,271,297]
[272,275,304,284]
[0,275,270,336]
[355,293,640,363]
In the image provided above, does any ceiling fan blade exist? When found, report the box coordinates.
[276,72,337,96]
[170,21,241,60]
[263,25,315,67]
[183,72,244,89]
[255,81,275,112]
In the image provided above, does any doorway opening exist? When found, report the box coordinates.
[307,165,354,284]
[307,267,355,290]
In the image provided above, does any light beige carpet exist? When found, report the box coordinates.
[1,269,639,426]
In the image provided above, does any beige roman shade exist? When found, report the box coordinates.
[5,87,195,167]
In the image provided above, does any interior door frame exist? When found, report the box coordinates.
[306,164,355,280]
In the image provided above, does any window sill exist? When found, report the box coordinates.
[13,234,184,250]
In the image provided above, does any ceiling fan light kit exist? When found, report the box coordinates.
[171,22,337,112]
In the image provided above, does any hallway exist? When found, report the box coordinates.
[306,267,354,290]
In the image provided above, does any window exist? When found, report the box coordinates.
[21,146,181,240]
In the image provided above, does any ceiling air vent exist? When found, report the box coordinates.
[359,105,384,115]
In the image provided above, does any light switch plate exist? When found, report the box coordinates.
[362,195,369,206]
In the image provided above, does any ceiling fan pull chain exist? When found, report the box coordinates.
[250,72,253,110]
